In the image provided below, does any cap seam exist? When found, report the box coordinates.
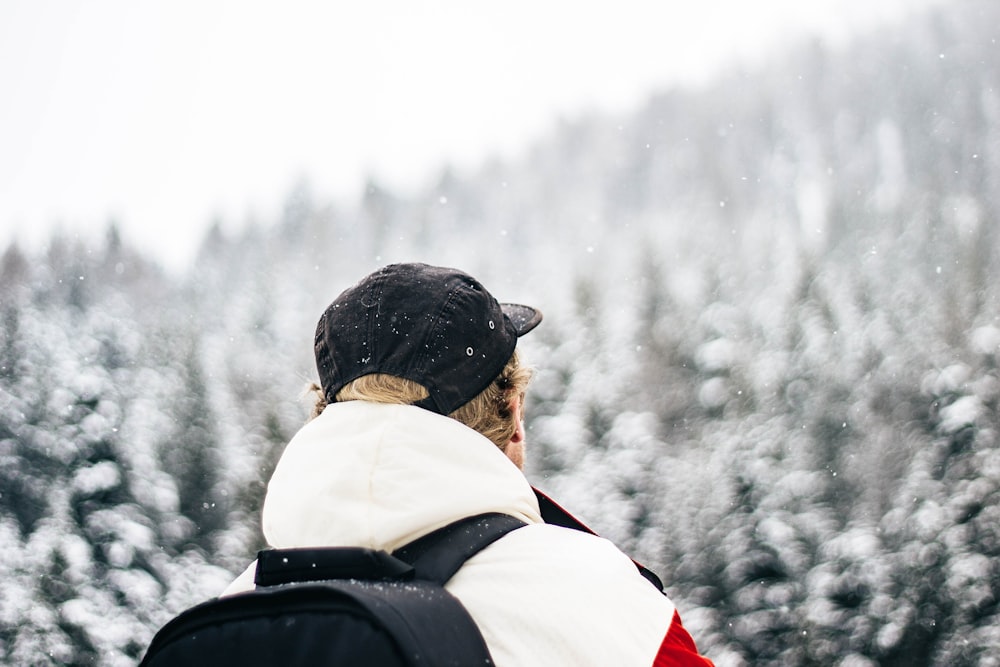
[412,276,463,413]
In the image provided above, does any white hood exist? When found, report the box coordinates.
[262,401,544,552]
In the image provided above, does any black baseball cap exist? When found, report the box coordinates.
[314,263,542,415]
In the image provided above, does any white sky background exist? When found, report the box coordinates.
[0,0,941,271]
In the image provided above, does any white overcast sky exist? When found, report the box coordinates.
[0,0,940,270]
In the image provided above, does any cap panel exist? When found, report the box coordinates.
[413,274,519,414]
[314,267,397,401]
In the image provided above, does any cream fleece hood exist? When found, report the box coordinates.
[262,401,544,552]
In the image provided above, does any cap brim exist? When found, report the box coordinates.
[501,303,543,335]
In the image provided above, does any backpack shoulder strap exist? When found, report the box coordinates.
[254,512,526,588]
[255,545,415,587]
[393,512,527,584]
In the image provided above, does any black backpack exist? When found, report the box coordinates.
[140,512,526,667]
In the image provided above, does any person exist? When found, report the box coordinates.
[223,262,714,666]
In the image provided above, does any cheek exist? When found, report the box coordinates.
[505,441,525,470]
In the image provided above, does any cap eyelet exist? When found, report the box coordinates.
[466,347,474,356]
[488,320,495,330]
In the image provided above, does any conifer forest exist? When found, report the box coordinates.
[1,2,999,664]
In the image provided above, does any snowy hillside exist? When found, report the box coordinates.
[1,1,998,664]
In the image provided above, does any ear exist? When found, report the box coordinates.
[503,397,527,470]
[510,414,525,444]
[509,397,525,444]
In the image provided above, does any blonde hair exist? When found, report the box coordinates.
[307,351,532,451]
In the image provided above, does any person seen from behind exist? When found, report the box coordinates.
[223,262,714,666]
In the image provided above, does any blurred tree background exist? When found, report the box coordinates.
[1,1,998,664]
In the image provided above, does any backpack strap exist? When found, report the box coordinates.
[255,545,415,587]
[255,512,526,588]
[392,512,527,584]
